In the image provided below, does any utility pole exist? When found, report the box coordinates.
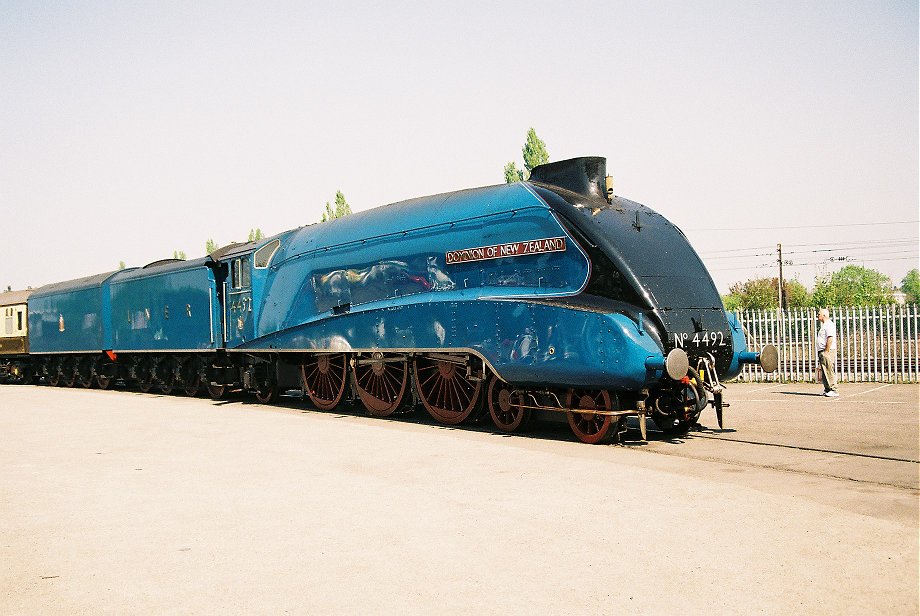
[777,243,785,311]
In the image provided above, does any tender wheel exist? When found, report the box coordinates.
[62,359,78,388]
[180,357,202,396]
[76,356,95,388]
[413,355,482,425]
[95,360,117,389]
[156,357,176,395]
[486,374,530,433]
[136,360,155,393]
[566,389,619,444]
[302,354,347,411]
[47,360,61,387]
[354,353,408,417]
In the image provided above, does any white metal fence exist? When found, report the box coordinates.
[733,305,920,383]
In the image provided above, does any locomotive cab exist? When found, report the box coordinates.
[211,238,283,347]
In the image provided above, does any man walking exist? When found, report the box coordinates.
[817,308,839,397]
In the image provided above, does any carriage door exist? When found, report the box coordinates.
[226,254,254,346]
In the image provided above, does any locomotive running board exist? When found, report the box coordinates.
[512,391,648,440]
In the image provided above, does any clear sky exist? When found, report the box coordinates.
[1,1,917,293]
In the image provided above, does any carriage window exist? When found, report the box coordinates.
[254,239,281,268]
[17,311,23,331]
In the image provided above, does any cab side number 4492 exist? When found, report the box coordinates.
[674,331,726,348]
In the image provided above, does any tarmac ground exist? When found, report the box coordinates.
[1,381,917,615]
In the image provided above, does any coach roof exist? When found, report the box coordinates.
[28,270,127,299]
[0,289,31,307]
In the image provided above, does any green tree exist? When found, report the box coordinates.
[173,250,187,260]
[503,161,524,184]
[321,190,352,222]
[784,279,810,308]
[118,261,126,270]
[248,228,264,242]
[721,293,742,311]
[503,127,549,183]
[723,277,810,310]
[901,269,920,304]
[811,265,895,307]
[522,127,549,175]
[726,278,777,310]
[205,239,218,255]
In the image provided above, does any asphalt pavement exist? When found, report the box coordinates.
[1,382,917,615]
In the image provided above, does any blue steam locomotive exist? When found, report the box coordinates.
[1,157,776,443]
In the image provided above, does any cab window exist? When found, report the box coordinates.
[241,256,251,287]
[254,239,281,269]
[231,256,252,289]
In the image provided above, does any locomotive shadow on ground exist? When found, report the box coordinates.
[69,385,732,447]
[619,419,737,446]
[226,391,598,444]
[223,391,723,447]
[118,387,252,405]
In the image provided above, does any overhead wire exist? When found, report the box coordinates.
[709,263,777,272]
[699,236,918,256]
[704,252,776,260]
[692,227,917,276]
[789,253,917,267]
[687,220,918,232]
[781,237,918,249]
[709,250,917,271]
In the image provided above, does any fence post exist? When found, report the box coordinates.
[887,304,893,383]
[858,306,865,383]
[848,305,853,383]
[907,304,920,382]
[840,306,847,383]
